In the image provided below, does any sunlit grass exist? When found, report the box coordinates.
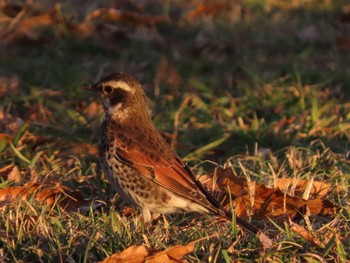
[0,0,349,262]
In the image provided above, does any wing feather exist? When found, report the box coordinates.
[109,120,221,213]
[115,146,221,213]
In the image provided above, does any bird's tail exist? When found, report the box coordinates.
[185,163,260,234]
[221,208,259,234]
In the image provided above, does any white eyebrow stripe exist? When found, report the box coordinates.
[104,81,135,94]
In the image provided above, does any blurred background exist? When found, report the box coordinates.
[0,0,349,161]
[0,1,349,262]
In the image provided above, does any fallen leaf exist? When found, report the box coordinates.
[69,22,129,46]
[289,220,325,247]
[186,3,230,21]
[236,184,337,219]
[276,178,331,199]
[200,167,246,198]
[98,245,150,263]
[0,182,91,211]
[0,75,19,97]
[0,182,38,206]
[122,206,136,217]
[82,101,103,119]
[0,110,25,135]
[17,131,55,149]
[27,102,52,124]
[99,237,208,262]
[0,164,19,182]
[68,21,96,38]
[201,167,338,219]
[258,231,274,249]
[147,243,195,263]
[1,165,21,184]
[86,8,168,27]
[58,142,98,158]
[1,130,97,158]
[2,9,58,44]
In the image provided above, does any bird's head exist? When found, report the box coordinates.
[83,72,147,120]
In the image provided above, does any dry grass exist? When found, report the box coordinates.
[0,0,349,262]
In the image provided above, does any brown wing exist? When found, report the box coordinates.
[113,127,222,214]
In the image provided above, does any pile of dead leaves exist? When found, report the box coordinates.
[200,166,340,248]
[0,165,92,211]
[200,167,338,220]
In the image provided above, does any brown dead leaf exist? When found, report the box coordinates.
[0,182,35,206]
[10,131,96,157]
[86,8,168,27]
[68,22,96,38]
[200,167,246,198]
[17,131,55,149]
[234,184,337,219]
[273,116,296,133]
[0,75,19,98]
[122,206,136,217]
[100,238,207,263]
[98,245,150,263]
[289,220,325,247]
[276,178,331,199]
[82,101,103,119]
[1,130,97,158]
[0,165,21,184]
[59,142,98,158]
[186,3,230,21]
[27,102,52,124]
[0,182,90,211]
[201,167,338,220]
[2,9,58,44]
[0,164,20,183]
[147,243,195,263]
[258,231,274,249]
[69,22,129,46]
[0,110,26,135]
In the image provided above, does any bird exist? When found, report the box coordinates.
[82,72,259,234]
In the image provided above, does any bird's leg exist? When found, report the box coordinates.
[141,208,152,223]
[142,209,161,223]
[151,212,161,221]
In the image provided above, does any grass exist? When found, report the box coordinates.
[0,0,349,262]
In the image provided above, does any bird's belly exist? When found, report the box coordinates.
[139,190,210,215]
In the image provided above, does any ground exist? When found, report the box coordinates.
[0,0,349,262]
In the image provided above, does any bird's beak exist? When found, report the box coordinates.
[81,83,100,92]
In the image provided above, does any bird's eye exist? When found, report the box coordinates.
[104,86,113,93]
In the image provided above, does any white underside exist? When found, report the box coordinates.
[138,191,210,222]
